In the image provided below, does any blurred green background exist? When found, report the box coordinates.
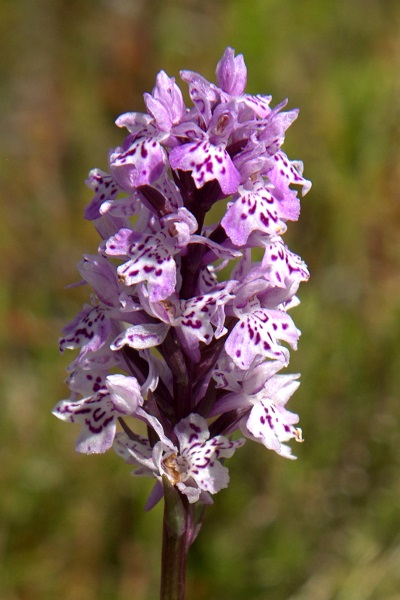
[1,0,400,598]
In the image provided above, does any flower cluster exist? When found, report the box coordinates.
[54,48,310,507]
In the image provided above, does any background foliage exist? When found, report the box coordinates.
[1,1,400,598]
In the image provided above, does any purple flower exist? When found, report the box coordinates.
[55,47,311,503]
[221,177,298,246]
[108,112,168,191]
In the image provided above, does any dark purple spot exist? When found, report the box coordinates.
[75,407,92,415]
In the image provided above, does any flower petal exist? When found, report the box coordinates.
[53,386,135,454]
[268,151,311,195]
[109,137,166,190]
[105,374,143,412]
[59,306,111,356]
[169,140,241,195]
[215,47,247,96]
[105,229,178,301]
[111,323,170,350]
[225,308,300,369]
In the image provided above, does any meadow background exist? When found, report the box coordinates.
[1,0,400,598]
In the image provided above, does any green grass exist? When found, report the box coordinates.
[1,1,400,598]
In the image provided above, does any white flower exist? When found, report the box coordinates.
[114,413,245,504]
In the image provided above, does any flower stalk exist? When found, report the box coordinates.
[160,476,191,600]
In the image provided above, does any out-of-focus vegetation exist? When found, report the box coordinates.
[1,0,400,598]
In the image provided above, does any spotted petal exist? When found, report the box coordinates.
[105,229,178,301]
[59,305,111,357]
[173,414,245,499]
[109,136,166,190]
[225,308,300,369]
[268,151,311,195]
[221,180,299,246]
[169,140,241,195]
[66,366,108,397]
[261,236,309,289]
[241,94,273,118]
[175,287,234,361]
[111,323,170,351]
[84,168,120,221]
[114,432,156,474]
[114,413,245,504]
[243,374,302,459]
[53,374,141,454]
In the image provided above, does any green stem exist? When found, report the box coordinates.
[160,476,191,600]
